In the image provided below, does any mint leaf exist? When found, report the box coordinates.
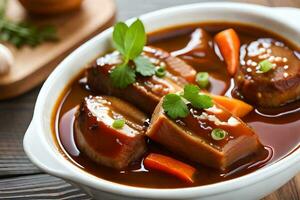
[183,84,213,109]
[124,19,146,60]
[110,64,136,89]
[113,22,128,54]
[163,94,189,119]
[134,55,155,76]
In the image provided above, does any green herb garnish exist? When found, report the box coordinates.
[155,66,166,78]
[110,64,136,89]
[111,19,155,88]
[162,93,189,119]
[162,84,213,119]
[134,55,156,76]
[182,84,213,109]
[258,59,273,73]
[112,119,125,129]
[0,0,58,48]
[211,128,228,140]
[196,72,210,89]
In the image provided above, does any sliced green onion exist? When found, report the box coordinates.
[155,66,166,78]
[211,128,228,140]
[258,59,273,73]
[196,72,210,89]
[112,119,125,129]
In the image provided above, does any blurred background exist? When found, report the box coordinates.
[0,0,299,199]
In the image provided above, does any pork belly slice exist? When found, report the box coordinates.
[235,38,300,107]
[74,96,147,169]
[171,28,223,71]
[87,46,196,114]
[146,100,262,170]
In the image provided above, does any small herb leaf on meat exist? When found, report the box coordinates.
[162,84,213,119]
[110,64,136,89]
[163,94,189,119]
[110,19,155,88]
[134,55,156,76]
[183,84,213,109]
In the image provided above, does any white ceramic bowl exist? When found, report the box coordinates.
[24,3,300,200]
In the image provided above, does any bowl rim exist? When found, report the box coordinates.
[25,2,300,199]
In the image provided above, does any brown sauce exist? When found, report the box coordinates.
[53,22,300,188]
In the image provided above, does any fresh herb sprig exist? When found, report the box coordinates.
[0,0,58,48]
[111,19,155,88]
[163,84,213,119]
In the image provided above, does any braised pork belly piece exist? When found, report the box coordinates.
[74,96,147,169]
[146,100,262,170]
[235,38,300,107]
[171,28,223,71]
[87,46,196,114]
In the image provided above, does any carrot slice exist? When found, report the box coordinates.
[214,28,240,76]
[210,94,253,118]
[144,153,196,184]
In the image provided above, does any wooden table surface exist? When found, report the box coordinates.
[0,0,299,199]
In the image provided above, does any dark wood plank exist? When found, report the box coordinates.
[264,179,300,200]
[0,0,299,199]
[0,88,40,176]
[0,174,91,199]
[0,173,299,200]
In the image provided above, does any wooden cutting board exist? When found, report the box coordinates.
[0,0,116,100]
